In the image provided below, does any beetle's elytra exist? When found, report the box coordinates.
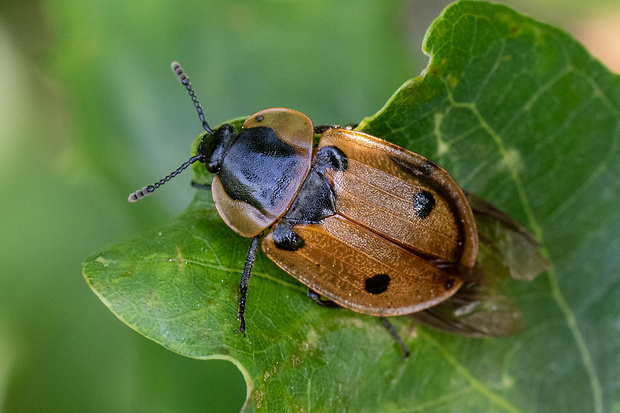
[129,63,547,357]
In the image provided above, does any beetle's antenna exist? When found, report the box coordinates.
[128,154,203,202]
[171,61,214,134]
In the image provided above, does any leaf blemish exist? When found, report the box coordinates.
[447,73,459,88]
[434,112,450,157]
[254,390,264,409]
[95,256,113,267]
[306,327,318,345]
[501,373,514,388]
[291,354,303,367]
[499,148,524,173]
[175,246,186,268]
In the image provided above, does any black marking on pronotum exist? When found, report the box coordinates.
[218,127,299,213]
[413,190,436,219]
[365,273,391,295]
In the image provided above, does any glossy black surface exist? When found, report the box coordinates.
[218,127,300,213]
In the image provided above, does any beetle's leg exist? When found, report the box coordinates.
[191,181,211,191]
[313,124,358,134]
[307,288,340,308]
[313,124,341,134]
[307,290,410,357]
[380,317,410,358]
[236,234,261,336]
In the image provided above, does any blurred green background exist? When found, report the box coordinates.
[1,0,618,411]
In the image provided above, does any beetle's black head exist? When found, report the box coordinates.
[197,124,236,174]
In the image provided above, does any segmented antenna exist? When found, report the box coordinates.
[171,61,213,134]
[128,154,203,202]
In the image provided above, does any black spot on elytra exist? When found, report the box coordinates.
[365,273,391,295]
[413,190,435,219]
[255,115,264,122]
[389,154,467,262]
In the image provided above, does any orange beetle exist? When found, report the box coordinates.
[129,63,546,356]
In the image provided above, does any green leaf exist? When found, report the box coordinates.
[84,1,619,411]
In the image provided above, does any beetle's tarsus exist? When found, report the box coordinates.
[235,317,247,337]
[307,289,340,308]
[380,316,410,358]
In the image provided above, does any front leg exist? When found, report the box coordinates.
[236,234,261,335]
[191,181,211,191]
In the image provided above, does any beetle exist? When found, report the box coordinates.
[129,62,547,357]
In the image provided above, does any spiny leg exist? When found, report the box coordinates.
[313,124,341,134]
[380,317,410,358]
[313,124,358,134]
[236,235,261,335]
[307,289,340,308]
[191,181,211,191]
[308,290,409,358]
